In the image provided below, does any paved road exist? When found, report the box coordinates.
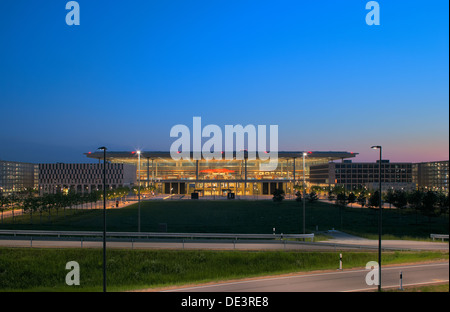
[321,230,449,251]
[159,262,449,292]
[0,229,447,251]
[1,237,447,251]
[0,239,374,251]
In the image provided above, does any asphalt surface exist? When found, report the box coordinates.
[0,229,448,251]
[158,262,449,292]
[322,230,449,251]
[0,237,448,251]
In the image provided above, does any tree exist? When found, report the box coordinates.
[7,194,18,222]
[368,191,381,208]
[0,194,6,224]
[42,193,56,222]
[36,196,45,224]
[53,193,64,216]
[88,191,100,209]
[336,193,347,207]
[347,192,356,207]
[61,193,71,218]
[311,186,324,198]
[357,192,366,208]
[392,190,408,210]
[294,191,302,202]
[421,191,439,221]
[437,192,449,215]
[408,190,424,211]
[385,189,395,209]
[272,189,285,202]
[408,190,424,224]
[335,193,347,229]
[23,195,38,224]
[308,191,318,203]
[332,185,346,196]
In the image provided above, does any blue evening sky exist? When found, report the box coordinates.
[0,0,448,163]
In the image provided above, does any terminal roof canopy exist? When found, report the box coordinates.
[84,151,358,162]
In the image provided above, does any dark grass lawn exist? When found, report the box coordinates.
[1,200,448,240]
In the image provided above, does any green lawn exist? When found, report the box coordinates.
[0,200,448,240]
[0,247,447,292]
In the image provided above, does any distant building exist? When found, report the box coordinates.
[309,160,415,191]
[413,160,449,194]
[0,160,39,194]
[39,163,137,195]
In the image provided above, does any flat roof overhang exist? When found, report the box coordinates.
[85,151,358,162]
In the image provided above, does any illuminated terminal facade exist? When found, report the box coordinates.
[85,151,358,196]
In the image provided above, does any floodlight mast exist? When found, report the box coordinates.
[97,146,107,293]
[371,145,382,292]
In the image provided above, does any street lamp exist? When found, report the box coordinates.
[303,152,307,234]
[97,146,107,293]
[137,150,141,232]
[371,145,382,292]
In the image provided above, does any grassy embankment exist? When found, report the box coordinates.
[0,247,447,292]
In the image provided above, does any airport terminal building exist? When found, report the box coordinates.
[85,151,358,196]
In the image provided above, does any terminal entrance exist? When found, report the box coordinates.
[262,182,284,195]
[161,181,288,196]
[163,182,186,194]
[201,182,237,196]
[188,182,244,196]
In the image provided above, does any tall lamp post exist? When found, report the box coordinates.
[302,152,307,234]
[371,145,382,292]
[97,146,107,293]
[137,150,141,232]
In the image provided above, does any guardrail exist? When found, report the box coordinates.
[430,234,449,242]
[2,230,430,251]
[0,230,314,242]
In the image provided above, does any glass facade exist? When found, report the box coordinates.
[85,151,357,196]
[0,160,38,194]
[413,161,449,193]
